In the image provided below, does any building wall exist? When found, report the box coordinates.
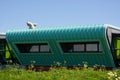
[6,24,115,67]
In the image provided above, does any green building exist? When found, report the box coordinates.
[6,24,120,67]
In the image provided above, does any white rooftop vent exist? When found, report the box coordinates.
[27,21,37,29]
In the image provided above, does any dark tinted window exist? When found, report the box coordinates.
[16,43,51,53]
[86,43,98,51]
[73,44,84,52]
[40,45,50,52]
[60,42,102,53]
[30,45,39,52]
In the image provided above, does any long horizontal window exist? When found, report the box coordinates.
[16,43,51,53]
[60,42,102,53]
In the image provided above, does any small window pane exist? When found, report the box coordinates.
[60,43,73,52]
[30,45,39,52]
[16,44,31,53]
[86,44,97,51]
[40,45,50,52]
[73,44,84,52]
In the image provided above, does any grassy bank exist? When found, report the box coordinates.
[0,67,120,80]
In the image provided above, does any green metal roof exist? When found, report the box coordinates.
[6,24,119,67]
[6,24,107,42]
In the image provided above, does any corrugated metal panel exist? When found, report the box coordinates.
[7,24,105,41]
[6,24,117,67]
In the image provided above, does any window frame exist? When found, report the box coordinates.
[59,41,102,53]
[16,43,51,53]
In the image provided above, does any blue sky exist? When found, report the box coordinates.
[1,0,120,32]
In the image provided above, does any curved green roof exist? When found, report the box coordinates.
[6,24,107,42]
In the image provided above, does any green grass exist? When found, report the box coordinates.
[0,67,115,80]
